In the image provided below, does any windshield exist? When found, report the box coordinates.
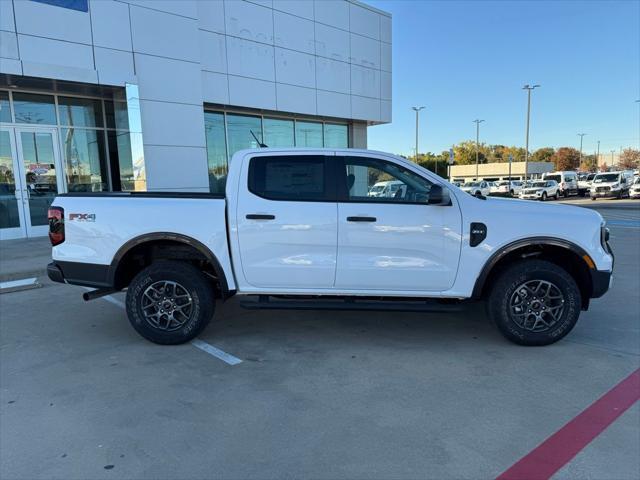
[545,174,561,182]
[464,182,480,187]
[594,174,619,183]
[587,174,596,180]
[532,181,546,187]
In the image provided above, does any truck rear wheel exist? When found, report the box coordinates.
[126,261,215,345]
[487,260,581,346]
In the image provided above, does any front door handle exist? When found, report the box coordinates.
[347,216,376,222]
[246,214,275,220]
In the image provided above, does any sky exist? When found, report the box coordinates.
[366,0,640,157]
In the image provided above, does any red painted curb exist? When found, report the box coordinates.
[497,368,640,480]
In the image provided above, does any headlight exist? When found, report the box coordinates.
[611,183,620,190]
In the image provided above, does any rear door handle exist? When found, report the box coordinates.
[246,214,275,220]
[347,216,376,222]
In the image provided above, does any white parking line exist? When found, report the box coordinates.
[81,287,242,365]
[0,277,38,291]
[191,339,243,365]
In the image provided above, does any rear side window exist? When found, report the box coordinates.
[248,155,329,201]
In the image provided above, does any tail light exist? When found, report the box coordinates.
[48,206,65,246]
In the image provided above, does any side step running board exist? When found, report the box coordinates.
[239,295,466,313]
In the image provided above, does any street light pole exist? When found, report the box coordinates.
[577,133,587,166]
[412,106,425,162]
[473,119,484,179]
[522,84,540,183]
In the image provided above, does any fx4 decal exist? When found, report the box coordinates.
[69,213,96,222]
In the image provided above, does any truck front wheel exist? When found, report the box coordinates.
[487,260,581,346]
[126,261,215,345]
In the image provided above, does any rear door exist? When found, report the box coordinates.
[235,152,338,289]
[334,154,463,292]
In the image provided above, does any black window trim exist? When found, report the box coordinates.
[334,155,451,206]
[247,154,337,203]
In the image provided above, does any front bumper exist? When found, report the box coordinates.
[590,269,612,298]
[591,189,619,198]
[520,194,542,200]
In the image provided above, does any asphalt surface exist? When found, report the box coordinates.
[1,202,639,479]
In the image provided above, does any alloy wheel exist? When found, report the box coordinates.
[509,279,565,332]
[141,280,194,331]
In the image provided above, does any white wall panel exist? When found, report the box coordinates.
[380,14,392,44]
[351,95,379,121]
[90,0,132,51]
[380,99,391,122]
[144,145,209,191]
[0,0,15,32]
[18,34,94,69]
[274,11,314,54]
[350,64,379,98]
[197,0,225,33]
[226,37,274,81]
[349,3,380,40]
[275,48,315,88]
[125,0,198,19]
[0,58,22,76]
[350,33,380,69]
[381,41,391,72]
[140,100,206,146]
[224,0,273,44]
[314,23,349,63]
[228,75,277,110]
[199,30,227,74]
[14,0,92,44]
[95,47,135,85]
[130,5,199,61]
[201,71,229,104]
[273,0,314,20]
[313,0,348,31]
[135,54,202,105]
[0,31,19,60]
[317,90,350,118]
[276,83,316,115]
[380,70,391,100]
[22,61,97,83]
[315,57,349,94]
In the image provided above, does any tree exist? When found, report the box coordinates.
[551,147,581,171]
[580,154,597,172]
[453,140,488,166]
[618,148,640,170]
[531,147,555,163]
[599,163,609,172]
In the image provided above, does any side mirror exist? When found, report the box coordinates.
[428,184,448,205]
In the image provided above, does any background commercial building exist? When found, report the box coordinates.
[448,161,554,183]
[0,0,392,239]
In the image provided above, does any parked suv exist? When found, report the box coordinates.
[590,172,632,199]
[578,173,596,197]
[519,180,559,201]
[461,181,490,197]
[630,176,640,199]
[543,171,578,197]
[491,180,522,197]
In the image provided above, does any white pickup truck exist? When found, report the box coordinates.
[47,148,613,346]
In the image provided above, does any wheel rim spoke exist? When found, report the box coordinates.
[508,279,565,333]
[140,280,193,332]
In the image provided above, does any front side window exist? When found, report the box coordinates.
[248,155,328,201]
[341,157,434,204]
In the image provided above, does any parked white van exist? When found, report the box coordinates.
[590,171,632,199]
[543,171,579,197]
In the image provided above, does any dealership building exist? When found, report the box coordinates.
[0,0,392,239]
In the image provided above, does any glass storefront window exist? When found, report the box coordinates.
[58,96,103,128]
[61,128,108,192]
[107,131,134,191]
[0,91,11,123]
[104,100,130,131]
[323,123,348,148]
[204,112,227,195]
[263,118,294,148]
[226,114,262,159]
[13,93,57,125]
[0,130,20,228]
[295,121,323,147]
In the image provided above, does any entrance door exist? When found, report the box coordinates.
[0,127,64,239]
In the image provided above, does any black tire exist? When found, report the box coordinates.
[554,192,559,200]
[126,261,215,345]
[487,259,581,346]
[591,196,596,201]
[475,191,482,198]
[541,192,547,201]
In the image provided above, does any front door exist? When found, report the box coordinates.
[0,127,64,239]
[334,154,463,292]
